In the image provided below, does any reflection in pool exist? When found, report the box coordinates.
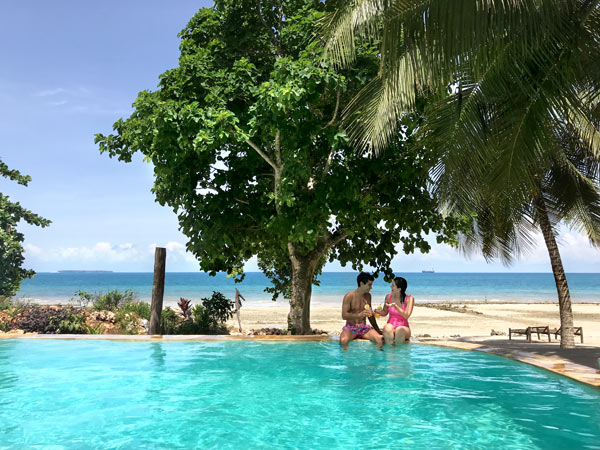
[0,340,598,449]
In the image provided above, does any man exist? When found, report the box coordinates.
[340,272,383,350]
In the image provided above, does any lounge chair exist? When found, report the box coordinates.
[551,326,583,344]
[509,326,551,342]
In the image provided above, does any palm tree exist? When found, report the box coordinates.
[320,0,600,347]
[429,91,600,348]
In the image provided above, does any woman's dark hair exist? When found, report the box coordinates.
[393,277,407,304]
[357,272,375,287]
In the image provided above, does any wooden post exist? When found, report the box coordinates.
[235,288,245,333]
[148,247,166,335]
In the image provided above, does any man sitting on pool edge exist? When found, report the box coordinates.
[340,272,383,350]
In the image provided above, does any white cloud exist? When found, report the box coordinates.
[48,100,68,107]
[20,230,600,273]
[35,87,67,97]
[31,85,129,116]
[24,243,43,257]
[148,241,197,262]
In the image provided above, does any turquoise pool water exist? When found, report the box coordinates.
[0,340,599,449]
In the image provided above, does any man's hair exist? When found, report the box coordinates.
[356,272,374,287]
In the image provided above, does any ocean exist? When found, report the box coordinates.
[13,272,600,306]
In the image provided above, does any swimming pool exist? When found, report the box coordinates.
[0,340,598,449]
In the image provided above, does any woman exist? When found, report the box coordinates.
[378,276,413,345]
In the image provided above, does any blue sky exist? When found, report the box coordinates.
[1,1,598,273]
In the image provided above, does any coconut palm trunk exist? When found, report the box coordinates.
[534,193,575,348]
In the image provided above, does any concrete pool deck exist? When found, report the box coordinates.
[1,333,599,388]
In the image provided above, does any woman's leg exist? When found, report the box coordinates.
[382,324,395,346]
[394,326,411,344]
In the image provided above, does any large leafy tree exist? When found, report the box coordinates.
[96,0,461,334]
[0,159,51,297]
[320,0,600,347]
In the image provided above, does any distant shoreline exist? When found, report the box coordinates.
[57,270,114,273]
[9,296,600,307]
[39,271,600,274]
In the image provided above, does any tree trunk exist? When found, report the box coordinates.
[535,195,575,348]
[287,249,320,335]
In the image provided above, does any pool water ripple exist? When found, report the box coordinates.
[0,340,599,449]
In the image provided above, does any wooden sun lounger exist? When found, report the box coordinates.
[509,326,551,342]
[551,326,583,344]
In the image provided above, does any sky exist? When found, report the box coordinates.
[1,1,598,274]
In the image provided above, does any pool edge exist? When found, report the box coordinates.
[415,339,600,389]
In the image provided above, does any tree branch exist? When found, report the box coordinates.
[320,90,342,178]
[326,90,342,127]
[274,130,282,168]
[323,148,336,177]
[245,138,278,172]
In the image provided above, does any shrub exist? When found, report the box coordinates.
[93,289,134,311]
[5,304,24,320]
[114,310,144,335]
[71,290,94,308]
[0,296,11,311]
[48,312,89,334]
[177,297,192,319]
[0,318,10,332]
[14,306,88,334]
[190,304,210,331]
[119,301,151,320]
[201,291,235,326]
[175,320,205,334]
[160,307,179,335]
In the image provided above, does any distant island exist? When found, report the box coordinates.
[58,270,114,273]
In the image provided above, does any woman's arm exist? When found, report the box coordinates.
[398,296,414,319]
[379,294,390,316]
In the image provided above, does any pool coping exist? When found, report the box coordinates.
[1,333,599,388]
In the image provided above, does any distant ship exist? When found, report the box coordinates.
[422,269,435,273]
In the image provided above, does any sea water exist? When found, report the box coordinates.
[15,272,600,305]
[0,340,598,449]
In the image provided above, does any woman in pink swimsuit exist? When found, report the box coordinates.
[379,277,414,345]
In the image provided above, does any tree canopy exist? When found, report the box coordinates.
[96,0,463,332]
[0,159,51,297]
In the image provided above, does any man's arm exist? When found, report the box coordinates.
[341,294,355,321]
[366,294,382,334]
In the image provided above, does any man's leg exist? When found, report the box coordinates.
[340,329,356,351]
[363,328,383,350]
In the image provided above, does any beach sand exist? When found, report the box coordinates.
[227,302,600,344]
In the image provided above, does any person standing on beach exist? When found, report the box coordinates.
[378,276,413,345]
[340,272,383,350]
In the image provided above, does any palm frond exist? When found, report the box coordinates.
[319,0,384,68]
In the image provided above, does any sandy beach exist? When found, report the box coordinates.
[228,302,600,344]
